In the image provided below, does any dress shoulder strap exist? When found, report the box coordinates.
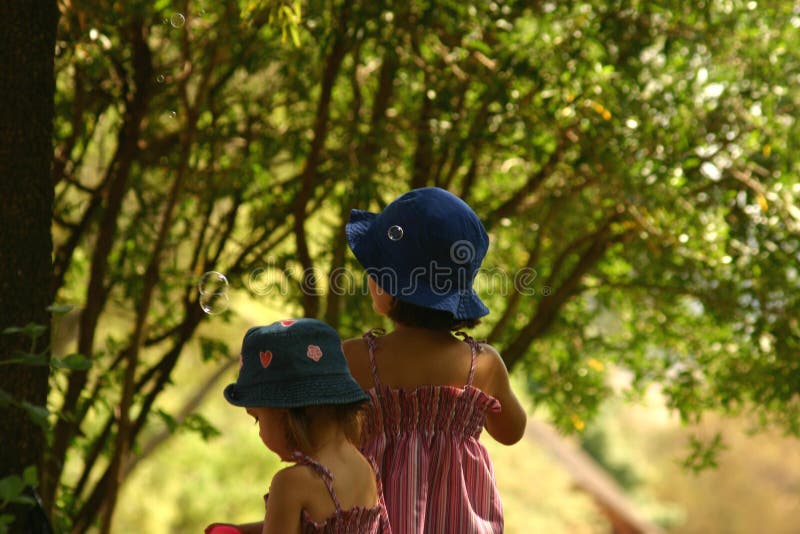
[365,455,385,501]
[290,451,342,513]
[366,455,391,528]
[362,328,385,388]
[454,331,480,387]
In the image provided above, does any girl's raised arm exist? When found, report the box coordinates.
[477,344,527,445]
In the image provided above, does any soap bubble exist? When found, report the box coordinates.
[170,13,186,28]
[387,225,404,241]
[199,291,229,315]
[198,271,229,295]
[198,271,230,315]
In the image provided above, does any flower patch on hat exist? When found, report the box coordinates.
[306,344,323,362]
[259,350,273,368]
[279,319,296,327]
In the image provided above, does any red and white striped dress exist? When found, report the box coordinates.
[360,330,504,534]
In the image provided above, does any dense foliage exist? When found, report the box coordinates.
[43,0,799,530]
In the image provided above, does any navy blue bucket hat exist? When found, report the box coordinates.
[224,318,369,408]
[346,187,490,320]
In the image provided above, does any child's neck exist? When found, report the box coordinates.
[392,322,455,340]
[305,414,350,458]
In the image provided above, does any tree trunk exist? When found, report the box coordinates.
[0,1,59,532]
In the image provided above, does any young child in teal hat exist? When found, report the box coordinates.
[343,187,527,534]
[206,318,391,534]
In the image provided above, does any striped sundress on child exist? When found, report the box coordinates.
[360,330,504,534]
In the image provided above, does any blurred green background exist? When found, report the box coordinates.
[27,0,800,531]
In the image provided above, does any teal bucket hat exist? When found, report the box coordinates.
[224,318,368,408]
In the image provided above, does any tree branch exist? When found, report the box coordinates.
[99,45,196,534]
[410,69,434,189]
[483,129,572,230]
[326,45,398,327]
[124,356,238,477]
[502,216,625,369]
[46,15,154,510]
[292,3,352,316]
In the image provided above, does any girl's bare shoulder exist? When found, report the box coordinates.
[272,463,316,489]
[267,465,312,505]
[471,341,510,391]
[341,336,373,389]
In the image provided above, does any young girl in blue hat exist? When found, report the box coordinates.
[343,187,527,534]
[206,318,392,534]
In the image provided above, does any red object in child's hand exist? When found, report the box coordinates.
[205,523,242,534]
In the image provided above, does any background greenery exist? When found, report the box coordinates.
[36,0,800,531]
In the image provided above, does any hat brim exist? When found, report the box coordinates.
[345,208,378,271]
[395,285,490,321]
[224,373,369,408]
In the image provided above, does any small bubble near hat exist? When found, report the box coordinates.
[345,186,490,321]
[224,318,368,408]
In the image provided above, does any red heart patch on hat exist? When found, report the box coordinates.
[260,351,273,368]
[280,320,296,327]
[306,344,322,362]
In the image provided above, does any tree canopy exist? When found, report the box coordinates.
[36,0,800,530]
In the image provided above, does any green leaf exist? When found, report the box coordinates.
[182,413,221,441]
[0,354,48,367]
[51,353,92,371]
[0,476,23,503]
[22,467,37,488]
[682,432,727,472]
[199,337,229,362]
[46,304,74,314]
[280,4,294,20]
[683,157,701,170]
[20,402,50,431]
[156,409,179,433]
[289,24,300,47]
[464,39,493,55]
[1,323,46,340]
